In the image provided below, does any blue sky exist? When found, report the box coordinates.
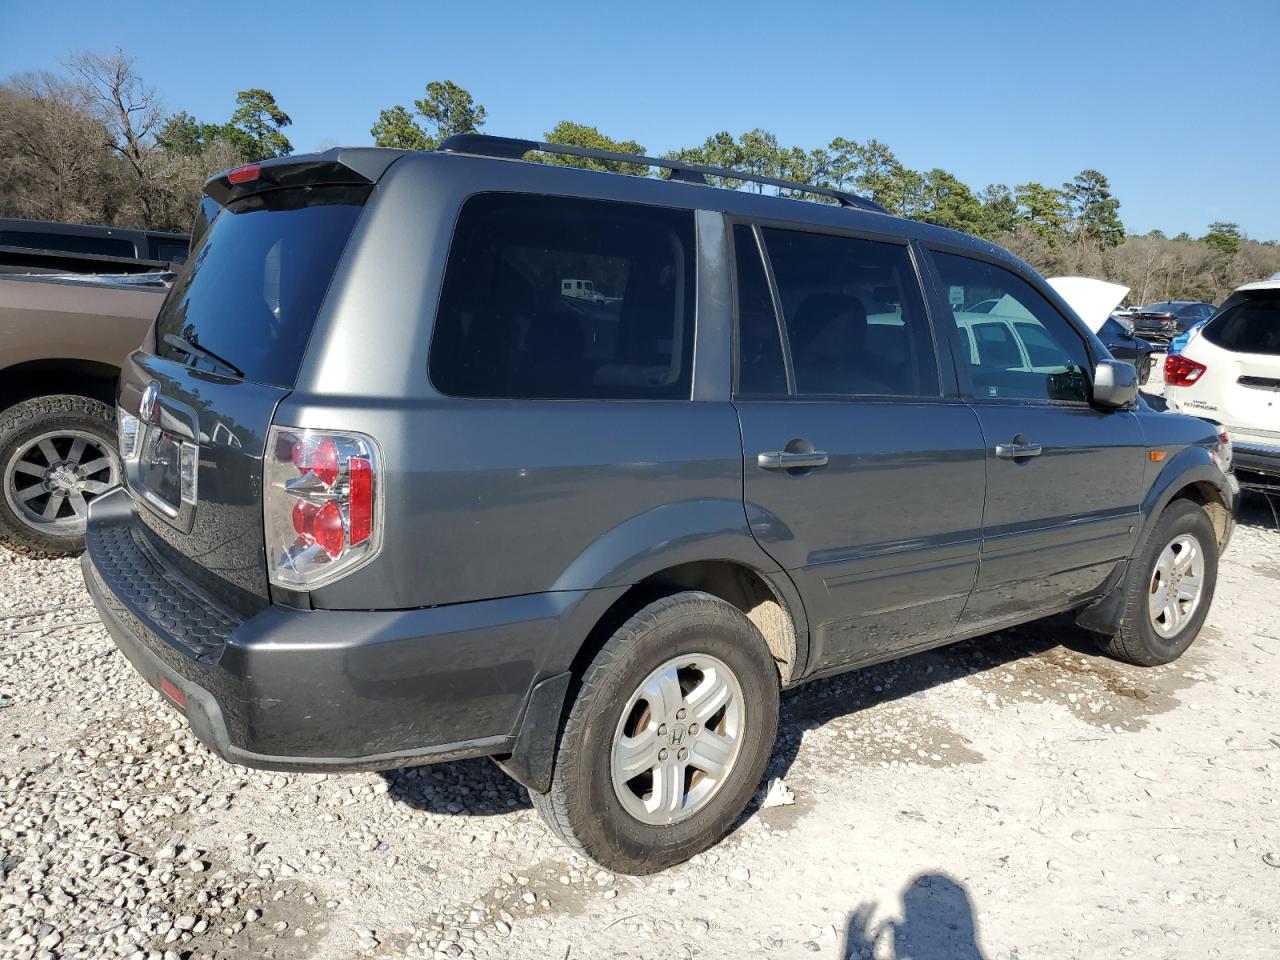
[3,0,1277,239]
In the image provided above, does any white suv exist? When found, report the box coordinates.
[1165,276,1280,481]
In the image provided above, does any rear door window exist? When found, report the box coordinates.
[759,228,939,398]
[430,194,696,400]
[1202,297,1280,355]
[154,186,368,388]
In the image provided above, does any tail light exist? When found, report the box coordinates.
[117,409,142,461]
[1165,354,1207,387]
[1212,427,1233,472]
[264,427,381,588]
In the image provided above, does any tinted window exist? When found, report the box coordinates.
[1202,296,1280,356]
[1100,318,1125,338]
[150,239,190,264]
[733,225,787,396]
[0,229,135,259]
[430,194,695,400]
[1140,302,1173,312]
[761,228,938,397]
[154,186,367,388]
[933,252,1091,402]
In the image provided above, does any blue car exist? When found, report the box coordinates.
[1169,319,1207,355]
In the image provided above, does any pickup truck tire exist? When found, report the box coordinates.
[0,395,120,559]
[531,591,780,874]
[1096,499,1219,666]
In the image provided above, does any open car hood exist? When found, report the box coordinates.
[1047,276,1130,333]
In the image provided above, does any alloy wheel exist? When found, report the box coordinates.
[4,429,120,534]
[1148,533,1205,638]
[610,653,746,826]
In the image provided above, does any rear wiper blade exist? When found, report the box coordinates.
[163,334,244,378]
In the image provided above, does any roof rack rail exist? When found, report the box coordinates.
[436,134,890,215]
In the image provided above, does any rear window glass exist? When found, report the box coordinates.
[430,193,696,400]
[0,229,135,259]
[150,238,190,264]
[154,187,367,388]
[1202,297,1280,356]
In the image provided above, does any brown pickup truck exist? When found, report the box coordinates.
[0,272,168,556]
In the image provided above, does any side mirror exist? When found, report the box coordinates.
[1093,359,1138,408]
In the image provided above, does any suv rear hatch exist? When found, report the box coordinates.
[118,163,375,618]
[1198,290,1280,448]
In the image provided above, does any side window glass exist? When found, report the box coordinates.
[932,252,1092,402]
[761,228,939,398]
[733,225,787,396]
[430,194,696,400]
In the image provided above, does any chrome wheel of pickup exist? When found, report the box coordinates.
[1148,532,1205,638]
[4,429,119,534]
[610,653,746,826]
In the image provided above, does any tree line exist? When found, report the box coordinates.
[2,55,1275,303]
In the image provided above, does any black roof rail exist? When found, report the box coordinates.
[436,134,890,215]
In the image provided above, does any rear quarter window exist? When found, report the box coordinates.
[429,193,696,400]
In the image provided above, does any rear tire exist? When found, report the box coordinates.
[0,395,120,558]
[532,591,780,874]
[1095,499,1218,666]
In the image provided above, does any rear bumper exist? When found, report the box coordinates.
[82,488,578,780]
[1233,441,1280,480]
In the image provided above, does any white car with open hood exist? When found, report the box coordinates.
[1165,275,1280,482]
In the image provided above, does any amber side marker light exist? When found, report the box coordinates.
[1149,450,1167,462]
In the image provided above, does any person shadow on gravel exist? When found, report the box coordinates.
[843,872,984,959]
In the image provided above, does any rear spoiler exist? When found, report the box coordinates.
[203,147,409,207]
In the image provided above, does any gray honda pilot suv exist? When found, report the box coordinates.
[83,134,1239,874]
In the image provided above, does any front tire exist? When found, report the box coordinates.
[1096,499,1219,666]
[0,395,120,558]
[532,592,780,874]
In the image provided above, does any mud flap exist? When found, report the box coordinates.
[1073,560,1131,635]
[492,671,573,794]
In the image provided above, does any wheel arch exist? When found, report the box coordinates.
[0,358,120,412]
[1139,446,1236,552]
[547,499,809,686]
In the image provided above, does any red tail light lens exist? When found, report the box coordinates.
[1164,354,1207,387]
[348,457,373,545]
[265,428,381,588]
[291,436,339,486]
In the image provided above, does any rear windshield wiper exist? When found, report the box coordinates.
[162,333,244,378]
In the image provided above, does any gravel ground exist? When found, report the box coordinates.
[2,497,1279,960]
